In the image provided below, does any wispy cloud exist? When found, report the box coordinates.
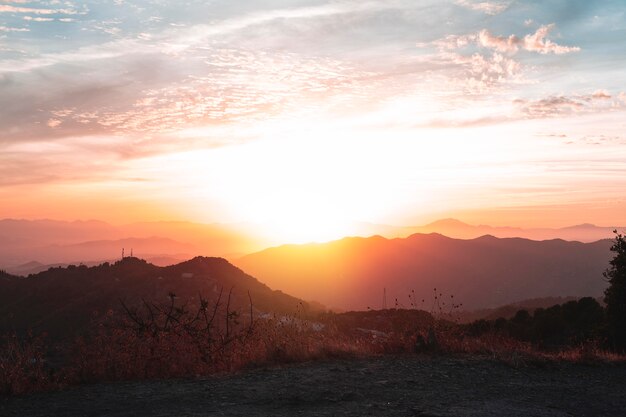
[514,91,625,118]
[23,16,54,22]
[0,0,624,224]
[516,24,581,54]
[455,0,510,15]
[38,47,380,139]
[429,24,580,55]
[0,25,29,32]
[0,2,391,74]
[0,4,80,15]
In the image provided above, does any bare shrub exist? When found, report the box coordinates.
[0,333,51,396]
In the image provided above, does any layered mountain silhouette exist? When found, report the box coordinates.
[0,219,257,269]
[400,218,622,242]
[1,218,622,273]
[235,233,613,311]
[0,257,308,340]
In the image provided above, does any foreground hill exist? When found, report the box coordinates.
[0,257,307,340]
[235,234,612,311]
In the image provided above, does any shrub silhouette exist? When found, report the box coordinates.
[604,231,626,351]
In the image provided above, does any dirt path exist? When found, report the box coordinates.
[3,355,626,416]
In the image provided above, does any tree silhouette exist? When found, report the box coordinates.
[603,231,626,351]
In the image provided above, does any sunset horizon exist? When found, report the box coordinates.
[2,0,625,245]
[2,1,626,412]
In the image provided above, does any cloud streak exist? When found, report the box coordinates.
[514,91,625,119]
[0,25,29,32]
[0,0,624,229]
[0,4,80,15]
[430,24,580,55]
[455,0,510,15]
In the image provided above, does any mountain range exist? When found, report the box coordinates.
[1,218,623,273]
[397,218,622,243]
[0,219,256,270]
[0,231,616,340]
[235,233,613,311]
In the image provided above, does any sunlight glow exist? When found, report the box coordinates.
[123,117,556,243]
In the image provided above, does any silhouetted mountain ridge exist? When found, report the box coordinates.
[235,233,613,311]
[0,256,309,340]
[2,218,623,271]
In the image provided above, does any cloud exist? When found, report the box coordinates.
[515,96,584,118]
[0,137,131,186]
[451,51,523,92]
[0,26,29,32]
[0,5,79,15]
[592,90,611,100]
[521,24,581,54]
[0,5,611,149]
[42,47,380,137]
[46,118,62,128]
[428,24,580,55]
[514,91,624,118]
[420,40,526,95]
[455,0,510,16]
[169,1,396,49]
[0,2,393,75]
[23,16,54,22]
[0,37,385,174]
[476,29,521,53]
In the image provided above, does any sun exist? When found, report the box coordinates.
[245,190,357,244]
[196,132,366,244]
[128,115,533,245]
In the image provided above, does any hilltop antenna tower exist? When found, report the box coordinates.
[130,248,133,257]
[122,248,125,259]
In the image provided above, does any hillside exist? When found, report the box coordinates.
[235,234,612,311]
[0,257,308,340]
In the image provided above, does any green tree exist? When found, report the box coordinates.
[603,231,626,351]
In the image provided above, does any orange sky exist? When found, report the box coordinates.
[1,1,626,244]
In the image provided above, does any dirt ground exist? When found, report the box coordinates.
[2,355,626,417]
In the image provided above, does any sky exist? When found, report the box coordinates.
[1,0,626,243]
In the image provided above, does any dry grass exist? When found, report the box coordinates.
[2,306,625,397]
[0,333,52,396]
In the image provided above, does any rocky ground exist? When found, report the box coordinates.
[2,355,626,416]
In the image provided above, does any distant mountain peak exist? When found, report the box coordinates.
[115,256,149,266]
[473,234,498,241]
[407,232,450,240]
[17,261,45,268]
[178,256,229,267]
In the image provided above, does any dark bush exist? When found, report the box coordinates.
[604,231,626,351]
[465,297,604,348]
